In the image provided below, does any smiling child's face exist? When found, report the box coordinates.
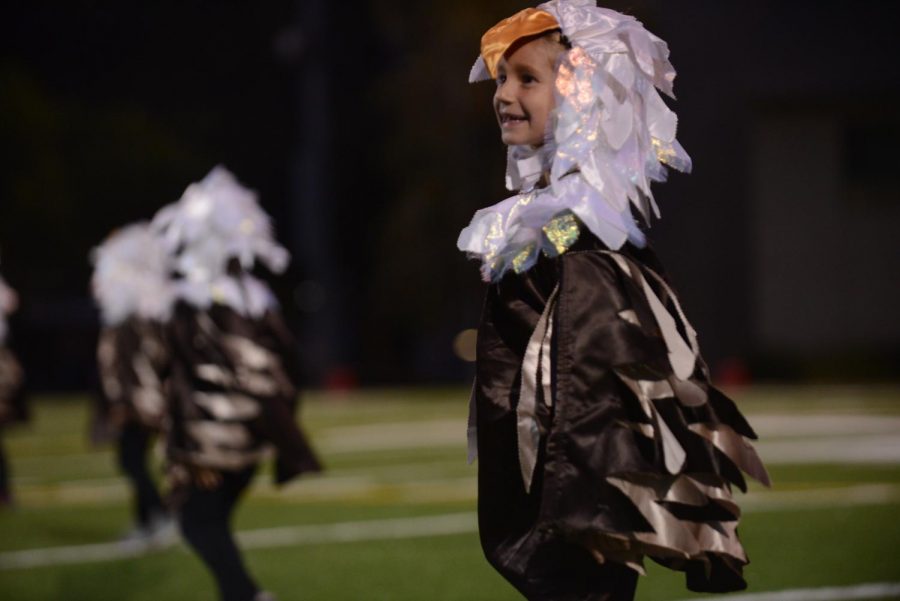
[493,35,561,148]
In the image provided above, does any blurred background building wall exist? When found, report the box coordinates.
[752,106,900,356]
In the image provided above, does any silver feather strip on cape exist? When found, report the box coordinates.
[503,249,770,572]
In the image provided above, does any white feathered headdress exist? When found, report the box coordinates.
[458,0,692,282]
[91,222,175,326]
[151,166,287,316]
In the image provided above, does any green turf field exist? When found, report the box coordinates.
[1,386,899,600]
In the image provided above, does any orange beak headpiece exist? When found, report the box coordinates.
[470,8,560,82]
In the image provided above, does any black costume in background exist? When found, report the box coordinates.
[94,318,169,528]
[0,345,26,506]
[474,230,768,600]
[166,301,321,601]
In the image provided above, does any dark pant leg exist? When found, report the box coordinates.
[522,540,639,601]
[117,421,164,525]
[583,560,639,601]
[178,465,259,601]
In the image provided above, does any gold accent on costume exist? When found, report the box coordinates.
[653,137,677,165]
[542,212,580,255]
[511,243,536,274]
[482,193,536,268]
[480,8,560,79]
[211,283,227,305]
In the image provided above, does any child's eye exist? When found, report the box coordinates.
[496,74,507,85]
[521,74,536,84]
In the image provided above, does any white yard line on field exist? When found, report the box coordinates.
[11,474,480,507]
[0,535,174,571]
[749,414,900,438]
[236,512,476,550]
[741,483,900,512]
[3,482,900,571]
[676,581,900,601]
[0,512,477,571]
[11,413,900,472]
[12,476,900,511]
[756,435,900,464]
[315,414,900,458]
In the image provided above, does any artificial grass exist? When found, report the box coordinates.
[1,387,899,600]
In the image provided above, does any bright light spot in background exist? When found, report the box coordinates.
[453,329,478,362]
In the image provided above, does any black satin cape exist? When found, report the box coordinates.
[474,232,768,598]
[167,302,321,486]
[92,318,168,443]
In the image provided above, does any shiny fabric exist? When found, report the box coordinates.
[166,302,321,492]
[517,284,558,492]
[473,229,767,596]
[479,8,560,79]
[95,318,169,434]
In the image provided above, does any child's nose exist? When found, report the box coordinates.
[494,83,513,104]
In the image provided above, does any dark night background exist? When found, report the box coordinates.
[1,1,898,391]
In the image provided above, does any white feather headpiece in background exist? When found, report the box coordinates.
[151,166,287,317]
[91,222,175,326]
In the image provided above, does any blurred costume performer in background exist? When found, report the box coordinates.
[153,167,321,601]
[0,270,26,507]
[91,223,175,542]
[0,268,28,507]
[458,2,770,599]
